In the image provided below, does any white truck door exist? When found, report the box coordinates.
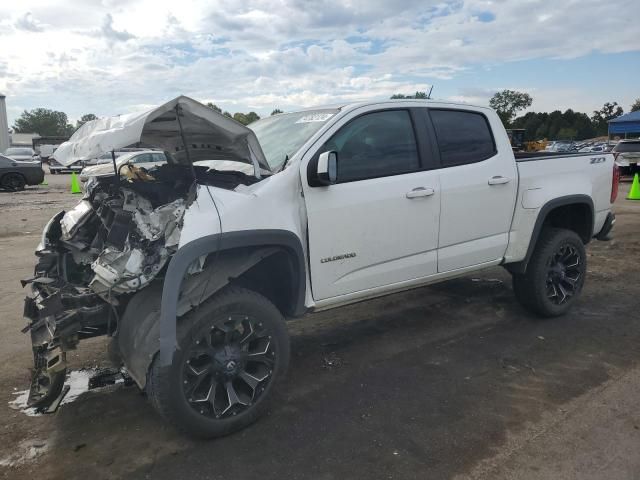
[301,108,441,301]
[427,108,518,272]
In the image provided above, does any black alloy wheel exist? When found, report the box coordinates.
[512,228,586,317]
[146,286,290,438]
[181,314,276,419]
[545,243,582,305]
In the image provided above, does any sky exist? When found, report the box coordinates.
[1,0,639,126]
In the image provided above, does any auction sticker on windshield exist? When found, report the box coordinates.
[296,113,334,123]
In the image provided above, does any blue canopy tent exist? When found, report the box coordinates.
[609,111,640,139]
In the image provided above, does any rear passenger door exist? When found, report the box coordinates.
[426,109,517,272]
[302,107,441,301]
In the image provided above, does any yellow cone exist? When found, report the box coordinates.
[70,172,82,194]
[628,173,640,201]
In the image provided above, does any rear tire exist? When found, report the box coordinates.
[513,228,586,317]
[146,286,290,438]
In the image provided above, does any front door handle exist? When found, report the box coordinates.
[406,187,435,199]
[488,176,510,185]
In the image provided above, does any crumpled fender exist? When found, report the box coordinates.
[119,230,306,387]
[159,230,306,367]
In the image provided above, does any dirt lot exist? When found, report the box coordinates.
[1,173,639,480]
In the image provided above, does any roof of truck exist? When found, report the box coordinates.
[284,99,491,115]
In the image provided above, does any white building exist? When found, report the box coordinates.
[10,132,40,147]
[0,93,9,153]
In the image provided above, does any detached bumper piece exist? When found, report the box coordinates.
[23,282,111,412]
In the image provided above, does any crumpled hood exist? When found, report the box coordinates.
[53,95,270,175]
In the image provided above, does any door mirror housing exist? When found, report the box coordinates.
[317,151,338,186]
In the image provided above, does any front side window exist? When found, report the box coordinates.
[430,110,496,167]
[320,110,420,183]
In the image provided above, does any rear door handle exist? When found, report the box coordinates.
[488,176,510,185]
[406,187,435,199]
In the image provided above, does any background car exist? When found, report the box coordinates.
[49,158,84,174]
[4,147,39,163]
[79,150,170,181]
[579,144,605,153]
[613,139,640,175]
[0,154,44,190]
[83,151,126,167]
[545,140,574,152]
[82,148,151,167]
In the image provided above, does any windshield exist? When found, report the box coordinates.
[614,141,640,153]
[5,148,33,156]
[248,109,339,170]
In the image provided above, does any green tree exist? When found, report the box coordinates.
[512,109,596,141]
[271,108,283,116]
[489,90,533,127]
[223,111,232,117]
[76,113,97,129]
[557,127,577,140]
[232,113,248,125]
[591,102,623,136]
[13,108,74,136]
[233,111,260,125]
[206,102,222,113]
[245,112,260,124]
[390,91,429,99]
[630,98,640,112]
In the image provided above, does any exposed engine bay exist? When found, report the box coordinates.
[22,163,261,410]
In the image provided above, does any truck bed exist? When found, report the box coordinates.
[515,151,606,162]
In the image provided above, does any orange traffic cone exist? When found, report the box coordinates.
[628,173,640,201]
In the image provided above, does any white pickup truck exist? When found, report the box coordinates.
[23,97,618,438]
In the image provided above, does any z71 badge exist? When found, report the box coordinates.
[590,157,606,164]
[321,252,357,263]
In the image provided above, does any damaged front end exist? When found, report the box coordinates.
[23,166,194,409]
[21,95,272,411]
[23,162,264,410]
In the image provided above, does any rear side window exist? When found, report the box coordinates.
[430,110,496,167]
[320,110,420,183]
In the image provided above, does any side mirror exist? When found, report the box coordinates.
[317,151,338,186]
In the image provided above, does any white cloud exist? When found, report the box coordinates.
[0,0,639,124]
[14,12,45,32]
[97,13,135,42]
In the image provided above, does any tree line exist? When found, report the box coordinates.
[11,93,639,140]
[11,103,285,137]
[490,90,639,141]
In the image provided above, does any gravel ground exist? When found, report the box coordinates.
[0,173,639,480]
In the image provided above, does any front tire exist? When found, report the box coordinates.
[146,286,290,438]
[513,228,587,317]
